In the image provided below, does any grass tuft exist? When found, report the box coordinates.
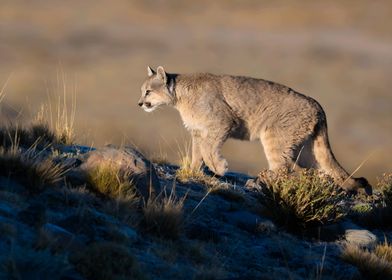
[141,187,185,239]
[378,173,392,207]
[0,148,66,193]
[374,240,392,263]
[341,243,392,280]
[69,241,143,280]
[0,124,56,149]
[175,156,230,190]
[258,169,345,230]
[85,162,137,199]
[175,156,206,183]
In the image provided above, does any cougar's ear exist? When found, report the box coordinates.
[156,66,167,83]
[147,66,155,77]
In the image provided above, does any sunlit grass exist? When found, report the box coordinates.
[341,243,392,280]
[85,162,137,199]
[35,70,76,145]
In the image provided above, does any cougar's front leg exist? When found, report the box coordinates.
[199,130,229,176]
[190,130,203,171]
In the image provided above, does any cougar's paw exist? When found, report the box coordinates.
[210,159,228,176]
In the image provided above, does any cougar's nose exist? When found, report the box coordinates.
[138,102,143,107]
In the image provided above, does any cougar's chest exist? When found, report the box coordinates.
[176,104,206,133]
[181,112,205,131]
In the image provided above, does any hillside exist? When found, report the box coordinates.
[0,124,391,279]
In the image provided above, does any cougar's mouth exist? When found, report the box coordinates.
[138,101,156,112]
[142,102,157,112]
[143,106,156,112]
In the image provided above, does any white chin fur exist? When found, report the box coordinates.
[143,106,156,113]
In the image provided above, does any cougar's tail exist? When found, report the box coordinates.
[313,124,372,195]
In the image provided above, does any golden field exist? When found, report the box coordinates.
[0,0,391,183]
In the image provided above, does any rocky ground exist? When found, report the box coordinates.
[0,143,390,280]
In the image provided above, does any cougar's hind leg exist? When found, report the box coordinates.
[260,130,302,173]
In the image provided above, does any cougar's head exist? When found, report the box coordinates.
[138,66,173,113]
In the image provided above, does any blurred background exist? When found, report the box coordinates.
[0,0,391,183]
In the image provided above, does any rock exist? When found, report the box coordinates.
[256,219,277,234]
[344,229,378,249]
[17,203,46,228]
[223,210,270,233]
[80,145,161,201]
[40,223,84,252]
[104,225,138,243]
[186,224,221,243]
[0,203,16,218]
[223,172,254,186]
[57,145,95,155]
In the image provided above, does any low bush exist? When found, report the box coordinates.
[258,169,345,230]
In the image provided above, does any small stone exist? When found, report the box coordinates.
[256,220,277,234]
[345,229,377,249]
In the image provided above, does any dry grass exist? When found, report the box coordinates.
[378,173,392,207]
[85,162,138,199]
[259,169,345,230]
[34,72,76,145]
[175,151,245,203]
[0,148,67,193]
[341,244,392,280]
[374,240,392,263]
[69,241,143,280]
[175,155,229,189]
[141,187,185,239]
[0,124,56,149]
[175,155,206,183]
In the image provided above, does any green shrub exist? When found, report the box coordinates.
[258,169,345,230]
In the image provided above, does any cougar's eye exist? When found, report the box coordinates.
[145,90,151,96]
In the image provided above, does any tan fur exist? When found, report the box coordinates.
[138,66,372,194]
